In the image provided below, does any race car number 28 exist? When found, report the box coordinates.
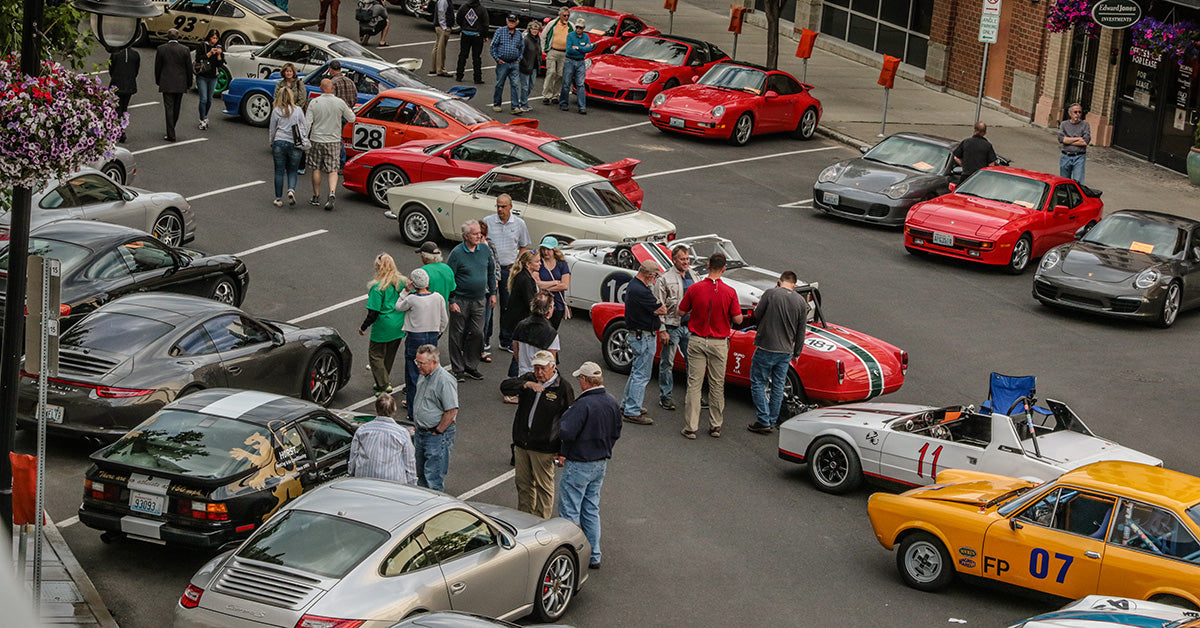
[352,124,385,151]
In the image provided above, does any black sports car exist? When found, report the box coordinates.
[17,293,352,439]
[0,220,248,331]
[1033,210,1200,328]
[418,0,578,31]
[79,388,389,550]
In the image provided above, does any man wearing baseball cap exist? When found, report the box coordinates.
[490,14,524,114]
[394,267,449,417]
[501,350,574,518]
[560,17,595,114]
[556,361,621,569]
[417,241,456,306]
[620,259,666,425]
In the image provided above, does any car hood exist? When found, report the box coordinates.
[1027,431,1163,470]
[833,159,943,193]
[908,195,1028,234]
[599,210,675,239]
[784,403,928,429]
[1055,241,1163,283]
[657,84,753,111]
[905,469,1040,506]
[589,54,675,82]
[719,266,777,307]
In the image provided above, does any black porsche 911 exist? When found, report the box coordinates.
[1033,210,1200,328]
[78,388,394,550]
[0,220,248,331]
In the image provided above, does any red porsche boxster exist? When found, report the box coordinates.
[591,288,908,406]
[649,61,821,146]
[583,34,729,108]
[904,166,1104,274]
[342,125,644,208]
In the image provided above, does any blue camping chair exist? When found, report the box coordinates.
[980,372,1050,416]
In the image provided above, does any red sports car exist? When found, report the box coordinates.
[904,166,1104,274]
[591,287,908,406]
[563,7,659,57]
[649,61,821,146]
[343,124,644,208]
[583,35,729,108]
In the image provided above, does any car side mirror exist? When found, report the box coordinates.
[690,75,698,83]
[948,183,956,192]
[1010,519,1023,531]
[271,332,285,346]
[1053,204,1069,215]
[690,59,703,67]
[1074,223,1093,240]
[858,146,869,154]
[122,189,136,202]
[765,90,779,99]
[950,165,963,175]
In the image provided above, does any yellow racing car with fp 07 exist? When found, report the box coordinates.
[867,461,1200,609]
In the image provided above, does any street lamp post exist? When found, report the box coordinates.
[0,0,160,531]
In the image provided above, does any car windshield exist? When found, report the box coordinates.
[953,170,1048,210]
[379,68,432,90]
[1188,503,1200,528]
[234,0,280,15]
[615,37,689,65]
[0,238,91,275]
[685,237,746,270]
[99,410,275,478]
[436,99,493,125]
[60,312,174,354]
[993,484,1043,515]
[698,64,767,95]
[863,136,952,173]
[570,10,617,36]
[569,181,639,216]
[330,40,383,61]
[538,140,602,168]
[1081,213,1188,258]
[237,510,389,578]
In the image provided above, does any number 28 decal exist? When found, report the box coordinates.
[352,124,385,151]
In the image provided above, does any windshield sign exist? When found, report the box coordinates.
[101,410,276,479]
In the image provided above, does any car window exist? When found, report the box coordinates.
[569,181,638,216]
[117,239,176,273]
[265,38,309,63]
[863,136,953,173]
[212,0,239,17]
[61,312,174,353]
[203,314,273,352]
[362,97,404,122]
[1108,500,1200,562]
[1052,184,1078,210]
[1016,487,1116,538]
[537,140,600,168]
[615,37,690,65]
[174,0,215,14]
[530,180,570,212]
[435,99,493,126]
[0,238,91,275]
[170,325,218,356]
[1067,183,1082,207]
[275,425,308,468]
[100,408,276,479]
[38,185,73,209]
[620,18,643,34]
[237,511,389,579]
[67,174,124,205]
[1082,214,1188,257]
[953,170,1049,210]
[483,173,532,202]
[381,533,438,576]
[329,40,381,60]
[310,49,330,63]
[451,138,521,165]
[767,73,801,95]
[297,415,353,459]
[343,69,380,96]
[305,66,330,85]
[84,248,132,280]
[421,509,497,563]
[233,0,281,15]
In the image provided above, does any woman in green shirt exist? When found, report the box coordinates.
[359,253,407,396]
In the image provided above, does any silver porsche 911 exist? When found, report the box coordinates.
[174,479,589,628]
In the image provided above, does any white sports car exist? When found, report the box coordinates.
[223,32,421,83]
[1010,595,1200,627]
[778,399,1161,494]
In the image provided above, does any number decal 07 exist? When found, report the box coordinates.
[916,443,943,478]
[1029,549,1073,584]
[352,124,385,151]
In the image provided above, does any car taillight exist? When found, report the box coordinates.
[836,359,845,385]
[20,304,70,316]
[95,385,155,398]
[900,350,908,373]
[179,584,203,609]
[175,499,228,521]
[84,480,120,502]
[294,616,365,628]
[667,232,676,242]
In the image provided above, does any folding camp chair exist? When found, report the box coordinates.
[980,372,1050,416]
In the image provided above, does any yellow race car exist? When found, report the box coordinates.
[138,0,317,48]
[868,461,1200,609]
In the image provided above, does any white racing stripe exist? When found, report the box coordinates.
[288,295,368,324]
[235,230,328,257]
[458,470,515,500]
[200,390,285,419]
[634,146,841,180]
[185,180,265,202]
[562,121,651,140]
[131,138,207,155]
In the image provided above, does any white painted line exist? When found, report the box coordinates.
[458,469,515,500]
[131,138,207,155]
[562,121,651,140]
[185,180,265,202]
[288,295,367,324]
[342,396,379,412]
[634,145,841,180]
[89,70,109,75]
[482,65,496,71]
[379,40,435,48]
[57,515,80,528]
[128,101,160,109]
[778,198,812,208]
[235,229,328,257]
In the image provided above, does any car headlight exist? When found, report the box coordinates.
[1134,268,1161,289]
[882,181,910,200]
[817,164,840,183]
[652,93,666,107]
[639,70,659,84]
[1039,249,1061,271]
[711,105,725,118]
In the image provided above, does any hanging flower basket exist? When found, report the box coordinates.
[1128,17,1200,65]
[1046,0,1100,38]
[0,55,126,189]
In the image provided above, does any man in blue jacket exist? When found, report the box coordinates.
[490,13,524,114]
[559,18,594,114]
[555,361,621,569]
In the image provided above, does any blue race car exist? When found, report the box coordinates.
[223,57,475,127]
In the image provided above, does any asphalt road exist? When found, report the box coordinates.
[16,7,1200,628]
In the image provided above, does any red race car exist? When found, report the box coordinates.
[649,61,821,146]
[583,34,729,108]
[343,124,644,208]
[591,285,908,406]
[904,166,1104,274]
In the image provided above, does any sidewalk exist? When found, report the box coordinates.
[619,0,1199,220]
[10,518,118,628]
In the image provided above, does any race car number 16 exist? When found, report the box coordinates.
[353,124,385,151]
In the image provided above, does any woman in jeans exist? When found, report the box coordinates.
[194,30,225,130]
[275,63,308,174]
[267,88,309,206]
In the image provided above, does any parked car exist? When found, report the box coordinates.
[560,6,658,57]
[90,146,137,185]
[137,0,316,47]
[1008,595,1200,627]
[387,611,573,628]
[418,0,578,32]
[224,31,394,80]
[584,34,727,108]
[342,88,521,157]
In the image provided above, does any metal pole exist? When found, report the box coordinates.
[878,87,889,137]
[32,258,52,611]
[974,42,989,123]
[668,12,673,35]
[802,58,808,83]
[732,33,738,60]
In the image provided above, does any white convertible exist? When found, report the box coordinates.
[778,400,1161,494]
[223,32,419,82]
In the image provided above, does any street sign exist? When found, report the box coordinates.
[1091,0,1142,29]
[24,255,60,377]
[979,0,1001,43]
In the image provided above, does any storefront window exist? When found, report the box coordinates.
[819,0,932,68]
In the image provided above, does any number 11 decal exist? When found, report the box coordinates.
[917,443,943,478]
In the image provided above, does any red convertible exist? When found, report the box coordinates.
[561,6,659,58]
[591,286,907,406]
[584,35,729,108]
[342,125,644,208]
[904,167,1103,274]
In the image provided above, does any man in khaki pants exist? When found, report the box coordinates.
[428,0,454,77]
[677,253,743,440]
[541,6,571,105]
[501,351,575,518]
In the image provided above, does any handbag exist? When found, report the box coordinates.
[291,122,303,146]
[193,57,212,76]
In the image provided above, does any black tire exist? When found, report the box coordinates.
[728,112,753,146]
[1005,234,1033,275]
[663,78,679,90]
[302,348,342,406]
[368,165,410,208]
[1156,281,1182,329]
[780,369,810,420]
[896,531,955,592]
[532,547,576,622]
[399,205,436,247]
[806,436,862,494]
[153,209,184,247]
[221,31,250,48]
[600,320,632,375]
[210,276,240,305]
[240,91,273,127]
[403,0,424,15]
[1149,595,1199,611]
[101,161,126,185]
[793,107,818,140]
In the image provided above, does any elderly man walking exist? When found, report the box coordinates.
[620,260,666,425]
[678,253,742,439]
[412,344,459,491]
[501,350,574,518]
[653,244,697,411]
[348,395,417,484]
[446,220,497,381]
[747,271,808,434]
[482,193,530,353]
[305,78,355,210]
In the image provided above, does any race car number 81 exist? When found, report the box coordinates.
[353,124,385,151]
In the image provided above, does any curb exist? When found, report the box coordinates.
[42,516,119,628]
[814,125,870,152]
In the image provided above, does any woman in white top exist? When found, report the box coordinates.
[267,88,310,207]
[393,268,449,418]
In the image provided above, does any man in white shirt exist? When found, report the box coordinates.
[304,78,355,210]
[482,193,531,352]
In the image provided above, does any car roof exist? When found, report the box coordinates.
[295,478,457,532]
[880,132,958,148]
[493,161,605,184]
[31,219,148,245]
[376,87,451,104]
[1060,461,1200,510]
[96,293,238,326]
[1107,209,1200,229]
[282,31,353,45]
[721,59,774,73]
[330,57,393,71]
[165,388,322,424]
[468,124,555,143]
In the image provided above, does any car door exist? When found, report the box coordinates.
[204,313,301,394]
[419,509,529,618]
[429,138,538,183]
[164,0,215,43]
[294,413,354,481]
[981,486,1112,599]
[1044,183,1088,251]
[378,529,452,612]
[165,323,228,389]
[761,73,797,132]
[1097,499,1200,601]
[66,174,130,225]
[348,96,405,154]
[456,172,532,232]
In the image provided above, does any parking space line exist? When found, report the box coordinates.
[458,470,515,500]
[235,229,329,257]
[128,101,160,109]
[57,515,80,528]
[131,138,207,155]
[778,199,812,208]
[186,180,266,202]
[634,145,841,180]
[562,121,651,140]
[341,395,379,412]
[288,295,367,324]
[378,40,435,48]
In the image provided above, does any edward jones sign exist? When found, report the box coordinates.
[1091,0,1142,29]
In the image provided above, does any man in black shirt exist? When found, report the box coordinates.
[619,260,666,425]
[952,121,997,181]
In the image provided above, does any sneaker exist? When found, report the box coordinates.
[701,397,710,409]
[273,199,283,207]
[483,342,491,351]
[451,370,466,382]
[622,414,653,425]
[324,195,335,211]
[680,428,696,440]
[708,426,722,438]
[499,344,513,353]
[309,195,320,206]
[542,97,551,105]
[492,105,503,112]
[747,423,774,435]
[438,72,454,77]
[659,398,676,411]
[560,106,569,112]
[427,70,438,76]
[384,384,394,394]
[588,561,601,570]
[287,190,296,206]
[510,108,521,115]
[503,395,519,404]
[473,79,485,85]
[464,369,484,380]
[578,109,587,115]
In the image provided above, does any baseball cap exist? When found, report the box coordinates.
[417,241,441,255]
[539,235,559,250]
[506,12,518,20]
[573,17,586,28]
[410,268,430,289]
[638,259,661,275]
[531,350,554,367]
[572,361,602,378]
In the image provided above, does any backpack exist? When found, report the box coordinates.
[355,0,374,23]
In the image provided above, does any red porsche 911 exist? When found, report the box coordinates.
[649,61,821,146]
[904,167,1104,274]
[342,125,644,208]
[583,34,729,108]
[563,6,659,58]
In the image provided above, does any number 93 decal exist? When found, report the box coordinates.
[172,15,198,32]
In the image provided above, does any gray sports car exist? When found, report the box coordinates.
[1033,210,1200,328]
[174,479,589,627]
[16,293,351,439]
[90,146,138,185]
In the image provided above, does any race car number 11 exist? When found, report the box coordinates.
[353,124,385,151]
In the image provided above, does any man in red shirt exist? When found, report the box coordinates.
[677,253,743,439]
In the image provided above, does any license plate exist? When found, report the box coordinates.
[669,117,685,128]
[42,404,63,424]
[130,491,165,517]
[822,192,839,206]
[933,231,954,246]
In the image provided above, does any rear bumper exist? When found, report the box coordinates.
[78,505,246,550]
[17,380,168,439]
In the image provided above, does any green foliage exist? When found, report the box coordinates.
[0,0,97,70]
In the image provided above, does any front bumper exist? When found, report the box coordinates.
[1032,276,1160,319]
[584,78,653,107]
[79,504,246,550]
[648,111,727,139]
[811,184,912,226]
[904,227,1009,266]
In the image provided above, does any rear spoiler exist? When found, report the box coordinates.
[447,85,477,100]
[506,118,539,129]
[269,16,320,31]
[589,157,640,181]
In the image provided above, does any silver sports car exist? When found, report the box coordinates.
[90,146,138,185]
[174,479,589,627]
